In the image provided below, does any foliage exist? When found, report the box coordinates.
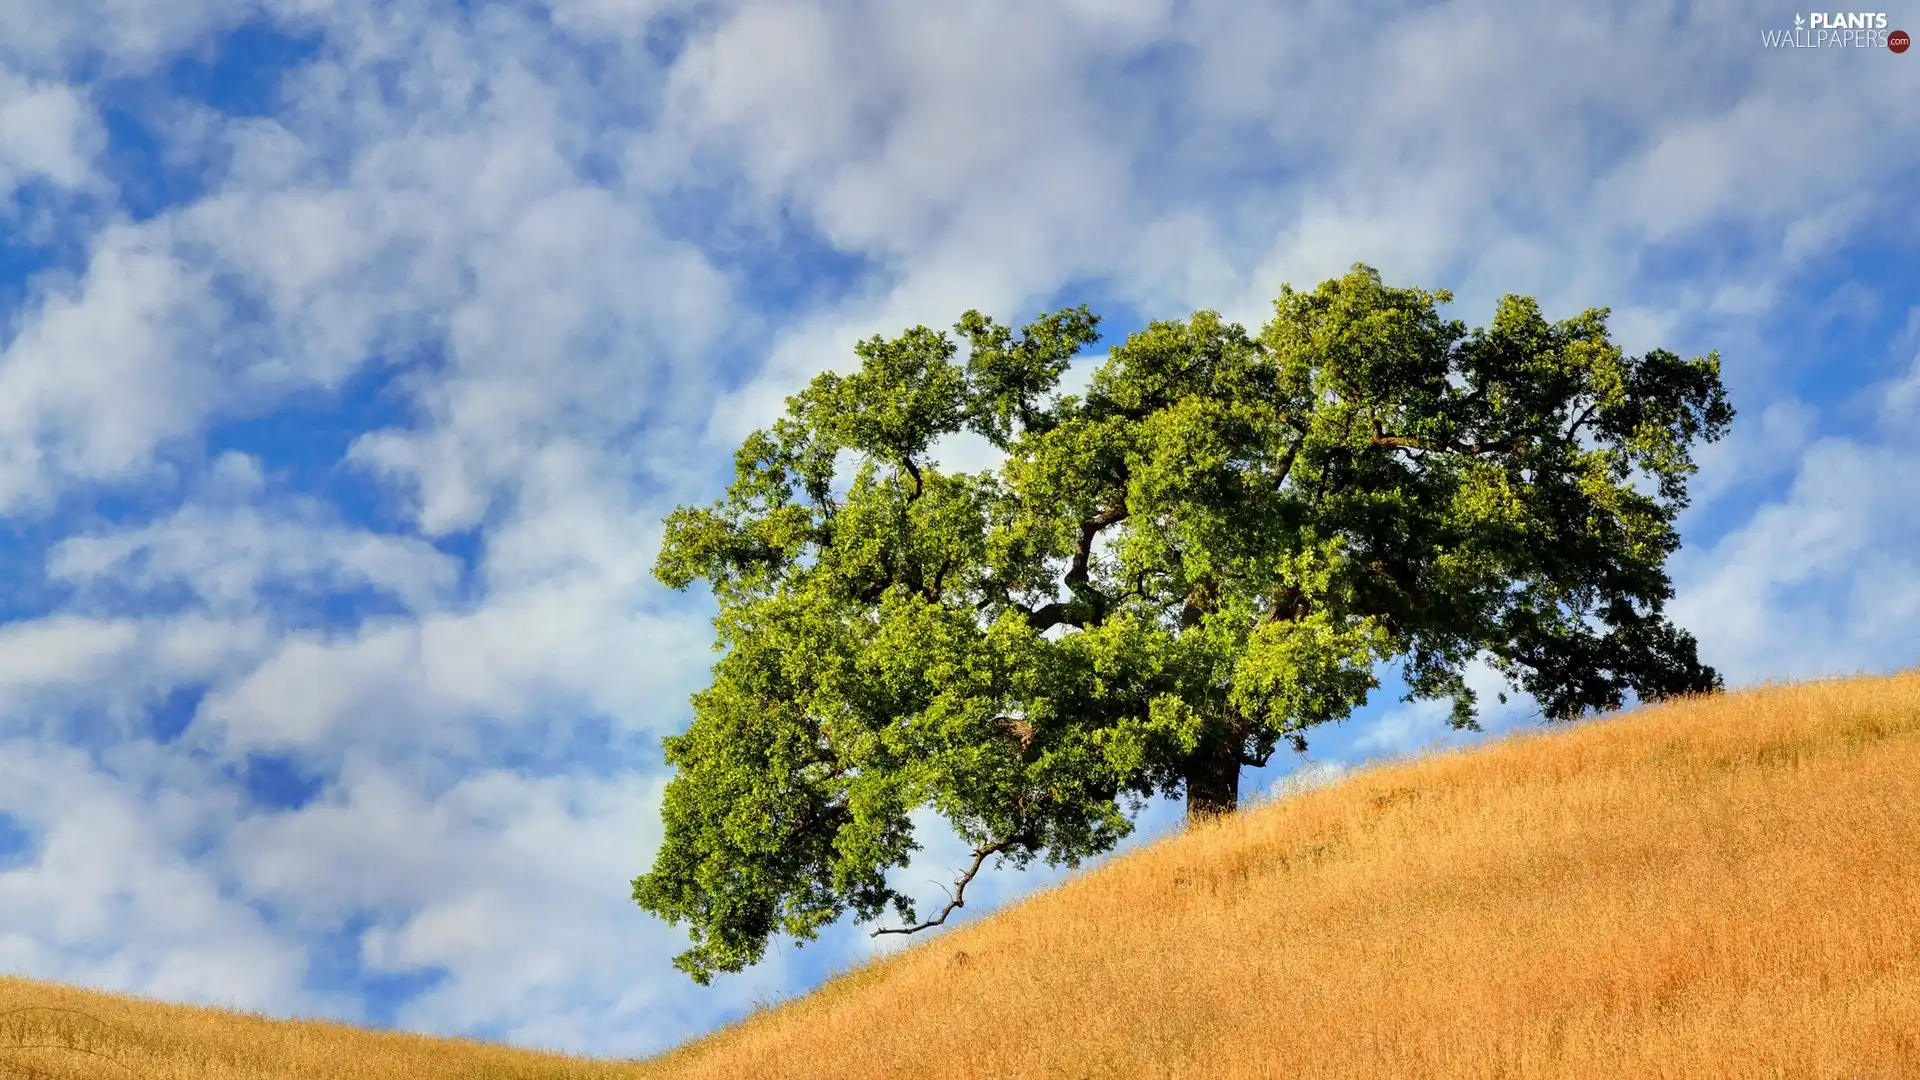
[634,264,1732,983]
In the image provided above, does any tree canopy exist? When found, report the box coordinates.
[633,264,1733,984]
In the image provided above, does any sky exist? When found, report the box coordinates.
[0,0,1916,1062]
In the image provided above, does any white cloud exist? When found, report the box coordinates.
[1879,349,1920,431]
[1671,425,1920,685]
[1348,659,1538,761]
[541,0,678,41]
[47,455,462,618]
[0,69,103,199]
[0,612,273,747]
[0,227,231,510]
[223,754,786,1056]
[0,737,340,1018]
[1267,759,1354,803]
[0,0,250,77]
[0,614,140,694]
[188,609,658,761]
[1686,396,1818,508]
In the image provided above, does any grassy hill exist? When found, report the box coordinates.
[4,671,1918,1079]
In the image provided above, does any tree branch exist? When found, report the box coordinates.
[1179,598,1204,629]
[1061,502,1128,622]
[856,549,901,603]
[901,456,924,501]
[929,555,955,601]
[993,714,1035,753]
[1259,584,1304,625]
[1179,582,1214,630]
[1564,400,1599,441]
[1370,435,1523,456]
[1270,433,1304,490]
[871,833,1029,937]
[1025,600,1082,634]
[1367,556,1427,612]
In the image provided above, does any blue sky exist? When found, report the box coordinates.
[0,0,1916,1061]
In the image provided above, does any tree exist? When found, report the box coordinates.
[633,263,1733,983]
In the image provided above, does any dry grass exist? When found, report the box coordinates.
[5,670,1918,1078]
[0,977,644,1079]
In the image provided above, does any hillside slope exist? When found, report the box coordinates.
[3,671,1917,1079]
[638,670,1920,1080]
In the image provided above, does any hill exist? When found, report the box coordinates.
[4,671,1918,1078]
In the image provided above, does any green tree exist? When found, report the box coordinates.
[634,264,1732,983]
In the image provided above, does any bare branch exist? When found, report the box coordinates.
[1179,581,1216,630]
[1371,434,1523,456]
[1073,505,1128,579]
[1259,584,1304,626]
[1018,501,1131,633]
[1367,556,1427,612]
[1025,600,1083,633]
[929,554,955,600]
[1239,745,1276,768]
[1565,400,1599,441]
[1179,598,1205,629]
[901,455,924,501]
[1270,433,1304,490]
[993,714,1035,753]
[1061,502,1128,622]
[856,552,899,603]
[871,838,1015,937]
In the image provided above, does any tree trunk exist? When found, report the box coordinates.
[1184,738,1241,823]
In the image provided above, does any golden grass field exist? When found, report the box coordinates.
[4,670,1917,1079]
